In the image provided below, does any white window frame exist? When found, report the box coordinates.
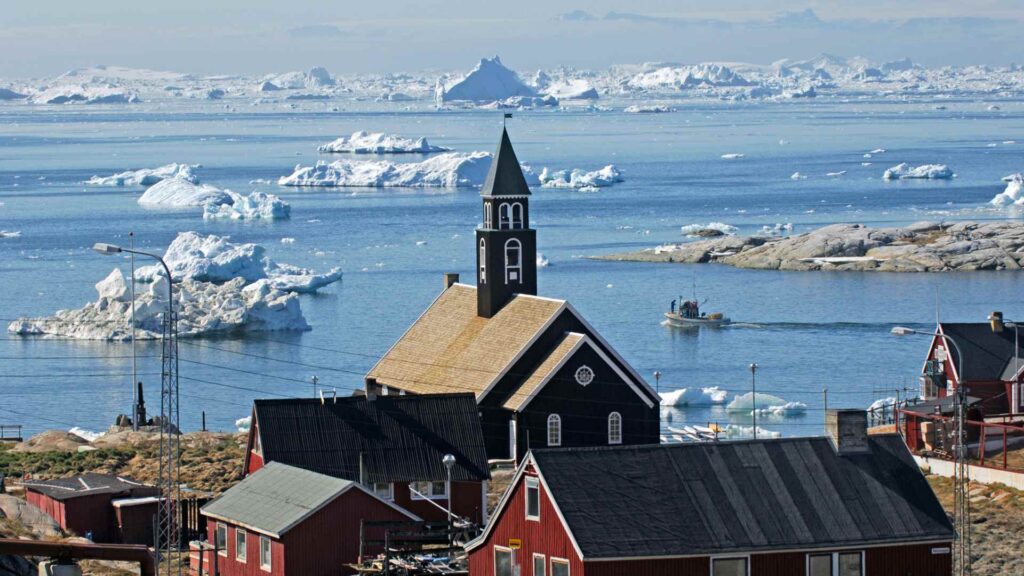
[215,523,227,557]
[550,557,570,576]
[479,239,487,284]
[547,414,562,447]
[484,201,493,228]
[805,551,864,576]
[504,238,522,284]
[494,546,514,576]
[710,554,749,576]
[372,482,394,501]
[532,553,546,576]
[510,202,524,229]
[235,528,247,563]
[608,412,622,445]
[410,480,448,500]
[525,476,540,521]
[259,535,272,572]
[499,203,512,229]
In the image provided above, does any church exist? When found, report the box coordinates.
[366,128,661,461]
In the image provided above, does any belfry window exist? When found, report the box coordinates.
[504,238,522,284]
[499,203,511,229]
[483,202,492,228]
[510,202,524,229]
[479,239,487,283]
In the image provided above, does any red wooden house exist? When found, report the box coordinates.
[468,410,955,576]
[196,462,416,576]
[23,473,160,544]
[243,393,491,525]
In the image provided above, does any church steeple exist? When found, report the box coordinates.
[476,127,537,318]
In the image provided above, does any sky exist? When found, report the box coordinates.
[2,0,1023,77]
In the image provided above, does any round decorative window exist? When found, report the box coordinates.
[575,365,595,386]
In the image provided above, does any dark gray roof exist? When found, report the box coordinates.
[253,393,489,484]
[203,462,382,537]
[481,128,531,197]
[940,322,1024,382]
[23,473,155,501]
[530,435,954,559]
[904,395,982,416]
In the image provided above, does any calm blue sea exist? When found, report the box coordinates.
[1,99,1023,438]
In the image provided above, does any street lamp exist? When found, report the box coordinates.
[653,371,662,393]
[442,454,456,552]
[749,363,758,440]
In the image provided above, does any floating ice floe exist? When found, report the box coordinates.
[86,163,199,186]
[318,131,451,154]
[990,174,1024,206]
[659,386,729,407]
[623,105,674,113]
[791,172,807,180]
[203,191,291,220]
[726,392,805,417]
[723,425,781,439]
[721,153,744,160]
[536,253,550,268]
[478,95,558,109]
[134,232,342,293]
[882,163,954,180]
[538,165,622,189]
[436,56,536,104]
[759,223,794,236]
[0,230,21,238]
[31,85,139,105]
[680,222,738,237]
[826,171,846,177]
[235,416,252,432]
[138,178,230,207]
[280,152,538,189]
[7,268,310,340]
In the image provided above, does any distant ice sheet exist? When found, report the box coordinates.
[280,152,519,188]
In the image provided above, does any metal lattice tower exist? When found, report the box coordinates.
[953,389,972,576]
[156,288,181,576]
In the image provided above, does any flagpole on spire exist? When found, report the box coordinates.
[503,112,512,127]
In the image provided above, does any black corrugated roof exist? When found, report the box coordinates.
[481,128,531,197]
[23,473,154,501]
[253,393,489,484]
[531,435,954,559]
[940,322,1024,382]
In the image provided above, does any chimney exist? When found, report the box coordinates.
[444,273,460,289]
[364,377,378,401]
[825,409,870,455]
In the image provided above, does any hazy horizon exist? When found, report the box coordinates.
[3,1,1023,77]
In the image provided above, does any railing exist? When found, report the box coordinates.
[0,424,22,442]
[898,407,1024,474]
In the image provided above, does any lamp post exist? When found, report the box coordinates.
[442,453,456,552]
[891,325,969,576]
[749,363,758,440]
[94,241,180,576]
[653,371,662,393]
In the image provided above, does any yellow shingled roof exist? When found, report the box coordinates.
[367,284,565,397]
[502,332,585,411]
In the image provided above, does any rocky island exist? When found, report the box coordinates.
[596,221,1024,272]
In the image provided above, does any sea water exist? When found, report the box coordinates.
[1,99,1022,438]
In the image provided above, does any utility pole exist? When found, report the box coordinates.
[311,375,319,398]
[749,363,758,440]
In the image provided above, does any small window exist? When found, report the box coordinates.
[837,552,862,576]
[372,482,393,501]
[259,536,271,571]
[533,554,546,576]
[808,554,832,576]
[235,528,247,562]
[504,238,522,284]
[410,481,448,500]
[608,412,622,445]
[479,239,487,284]
[711,557,747,576]
[525,477,540,521]
[547,414,561,447]
[215,523,227,556]
[495,548,513,576]
[550,558,570,576]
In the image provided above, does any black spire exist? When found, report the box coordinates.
[481,127,532,197]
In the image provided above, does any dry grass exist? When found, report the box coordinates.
[927,474,1024,576]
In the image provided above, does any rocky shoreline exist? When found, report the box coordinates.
[596,221,1024,272]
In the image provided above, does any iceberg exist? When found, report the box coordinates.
[235,416,252,432]
[279,152,511,188]
[203,191,291,220]
[539,165,622,189]
[0,87,28,100]
[317,131,451,154]
[659,386,729,407]
[990,174,1024,206]
[31,85,139,105]
[436,56,536,104]
[723,425,781,439]
[721,153,744,160]
[882,163,954,180]
[623,105,674,113]
[478,95,558,109]
[68,427,104,442]
[543,80,598,100]
[86,163,199,186]
[134,231,341,293]
[727,392,789,413]
[536,253,550,268]
[138,178,231,207]
[629,64,754,90]
[0,230,21,238]
[681,222,738,237]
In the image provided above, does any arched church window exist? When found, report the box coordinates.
[499,203,511,229]
[479,239,487,284]
[547,414,561,446]
[511,202,524,229]
[504,238,522,284]
[483,202,492,228]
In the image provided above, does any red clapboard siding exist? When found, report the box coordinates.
[584,557,709,576]
[391,481,484,525]
[468,467,582,576]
